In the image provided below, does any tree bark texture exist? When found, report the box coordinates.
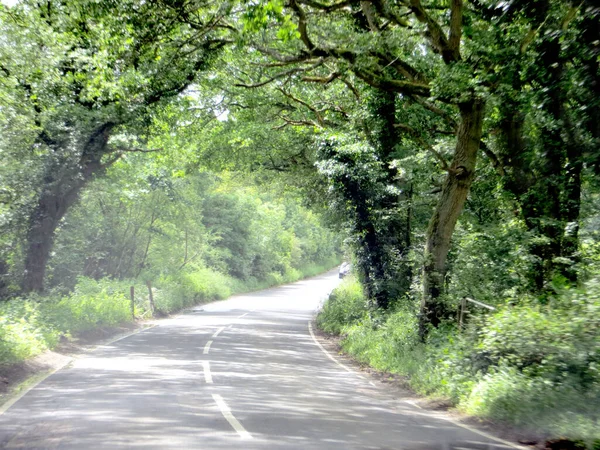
[22,123,115,292]
[419,100,485,338]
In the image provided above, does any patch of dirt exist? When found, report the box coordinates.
[0,322,142,405]
[310,320,561,450]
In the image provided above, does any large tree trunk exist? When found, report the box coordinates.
[22,123,115,293]
[348,89,413,309]
[419,100,485,338]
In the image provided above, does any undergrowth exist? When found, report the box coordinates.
[317,276,600,448]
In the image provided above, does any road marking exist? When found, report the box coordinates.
[308,321,525,450]
[237,312,250,318]
[0,365,69,416]
[202,361,213,384]
[307,322,353,373]
[212,394,252,439]
[212,327,225,338]
[203,340,213,355]
[436,418,527,449]
[405,400,422,409]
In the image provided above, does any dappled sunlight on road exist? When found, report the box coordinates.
[0,270,521,450]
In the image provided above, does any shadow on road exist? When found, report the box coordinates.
[0,273,519,450]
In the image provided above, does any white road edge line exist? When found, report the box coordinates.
[212,394,253,439]
[307,321,526,450]
[95,324,158,350]
[0,362,69,416]
[429,414,527,450]
[212,327,225,338]
[202,361,213,384]
[0,324,157,416]
[203,340,213,355]
[307,321,353,373]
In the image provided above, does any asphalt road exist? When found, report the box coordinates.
[0,270,522,450]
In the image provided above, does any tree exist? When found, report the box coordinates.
[236,0,487,334]
[477,0,600,292]
[0,0,229,291]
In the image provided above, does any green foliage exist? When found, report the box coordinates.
[317,130,412,309]
[318,276,600,446]
[316,276,367,334]
[0,299,61,364]
[51,278,132,333]
[463,367,600,446]
[154,267,233,314]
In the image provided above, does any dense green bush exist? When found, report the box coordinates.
[0,300,60,364]
[53,278,133,333]
[316,276,367,334]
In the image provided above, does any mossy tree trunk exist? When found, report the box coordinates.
[419,100,485,338]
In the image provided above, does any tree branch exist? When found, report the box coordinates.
[296,0,357,13]
[301,72,340,83]
[360,1,380,31]
[235,60,324,89]
[289,0,316,51]
[370,0,412,27]
[277,88,325,126]
[342,78,361,100]
[274,117,322,129]
[479,140,505,176]
[354,70,431,96]
[394,122,450,171]
[234,67,307,88]
[409,0,460,63]
[448,0,463,56]
[116,147,163,153]
[411,96,458,129]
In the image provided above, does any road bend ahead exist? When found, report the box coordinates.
[0,270,522,450]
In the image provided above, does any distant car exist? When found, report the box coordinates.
[339,262,351,279]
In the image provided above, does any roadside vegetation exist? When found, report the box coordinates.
[0,168,340,365]
[1,0,600,446]
[318,270,600,447]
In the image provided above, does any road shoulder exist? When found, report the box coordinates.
[309,318,544,450]
[0,323,145,413]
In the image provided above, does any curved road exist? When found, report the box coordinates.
[0,270,522,449]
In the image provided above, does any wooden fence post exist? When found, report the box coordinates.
[130,286,135,320]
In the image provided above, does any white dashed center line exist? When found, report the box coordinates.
[203,340,213,355]
[212,394,252,439]
[202,361,213,384]
[212,327,225,338]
